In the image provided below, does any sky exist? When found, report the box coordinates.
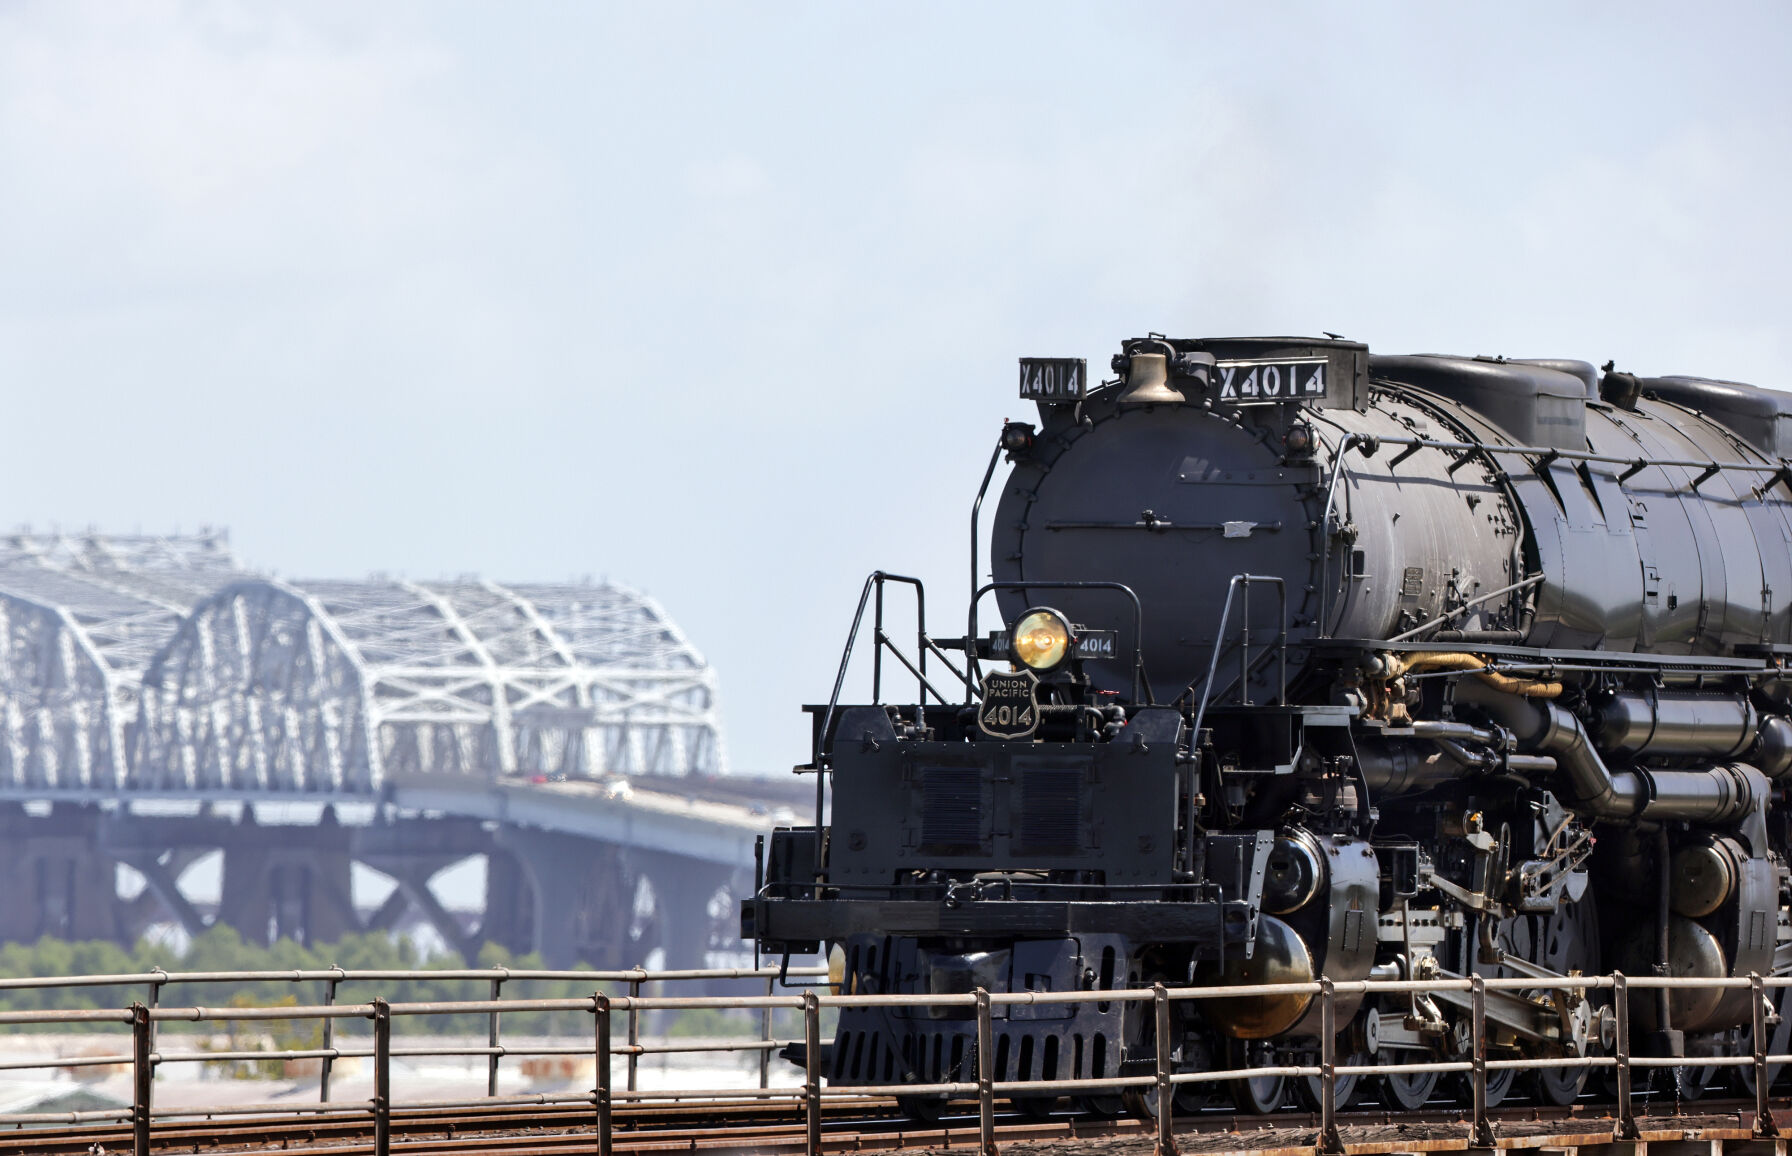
[2,1,1790,778]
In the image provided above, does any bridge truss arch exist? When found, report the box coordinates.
[0,532,244,790]
[134,577,727,793]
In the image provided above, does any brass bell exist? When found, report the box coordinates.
[1116,353,1187,407]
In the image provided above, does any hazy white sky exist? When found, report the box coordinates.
[2,1,1789,776]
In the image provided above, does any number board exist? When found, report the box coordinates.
[1019,358,1087,402]
[1074,630,1118,661]
[1215,357,1327,406]
[978,670,1039,739]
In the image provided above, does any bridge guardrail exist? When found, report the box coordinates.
[0,967,1786,1156]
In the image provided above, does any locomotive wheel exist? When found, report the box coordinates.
[1229,1040,1286,1115]
[1449,1065,1515,1108]
[1231,1074,1286,1115]
[1674,1063,1721,1101]
[1536,1062,1594,1105]
[1599,1063,1661,1103]
[1075,1093,1127,1118]
[1502,898,1601,1106]
[1121,1081,1212,1120]
[1365,992,1440,1110]
[1116,968,1211,1119]
[1380,1069,1439,1111]
[1737,985,1792,1095]
[1295,1052,1368,1111]
[1013,1095,1059,1120]
[895,1095,946,1124]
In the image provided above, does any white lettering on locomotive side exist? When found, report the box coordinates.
[1019,358,1086,400]
[1215,359,1328,404]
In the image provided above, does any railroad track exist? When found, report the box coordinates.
[2,1095,1785,1156]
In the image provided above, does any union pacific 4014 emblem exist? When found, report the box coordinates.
[978,670,1039,739]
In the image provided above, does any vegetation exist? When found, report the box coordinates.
[0,928,617,1036]
[0,929,827,1045]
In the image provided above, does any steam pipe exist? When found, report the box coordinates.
[1398,652,1562,698]
[1429,738,1557,774]
[1454,680,1770,823]
[1354,736,1555,794]
[1410,720,1500,745]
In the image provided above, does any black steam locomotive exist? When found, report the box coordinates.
[742,335,1792,1113]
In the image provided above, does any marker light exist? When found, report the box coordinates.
[1012,608,1073,671]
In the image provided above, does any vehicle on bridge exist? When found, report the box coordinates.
[743,335,1792,1117]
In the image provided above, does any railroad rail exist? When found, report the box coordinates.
[2,1094,1785,1156]
[0,966,1788,1156]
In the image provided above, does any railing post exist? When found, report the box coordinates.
[1318,978,1342,1156]
[627,975,642,1093]
[488,976,505,1097]
[373,997,392,1156]
[130,1002,152,1156]
[1154,983,1178,1156]
[1612,972,1638,1140]
[803,991,823,1156]
[595,993,613,1156]
[319,975,339,1102]
[145,969,164,1064]
[1751,973,1779,1138]
[975,988,996,1156]
[1470,974,1493,1148]
[761,975,774,1090]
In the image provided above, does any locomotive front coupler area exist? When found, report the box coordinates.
[746,705,1274,957]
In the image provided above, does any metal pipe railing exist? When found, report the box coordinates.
[0,965,1786,1156]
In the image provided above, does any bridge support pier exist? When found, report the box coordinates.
[0,804,124,942]
[493,828,644,969]
[481,849,534,956]
[633,850,732,977]
[217,812,358,947]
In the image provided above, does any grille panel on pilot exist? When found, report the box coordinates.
[920,766,983,849]
[1017,766,1083,854]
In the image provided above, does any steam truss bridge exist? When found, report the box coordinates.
[0,531,796,970]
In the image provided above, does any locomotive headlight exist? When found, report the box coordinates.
[1012,607,1073,671]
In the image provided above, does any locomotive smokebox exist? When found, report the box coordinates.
[992,336,1518,703]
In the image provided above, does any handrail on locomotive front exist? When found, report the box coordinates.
[1186,574,1289,733]
[812,571,957,840]
[805,570,1152,887]
[1181,575,1288,874]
